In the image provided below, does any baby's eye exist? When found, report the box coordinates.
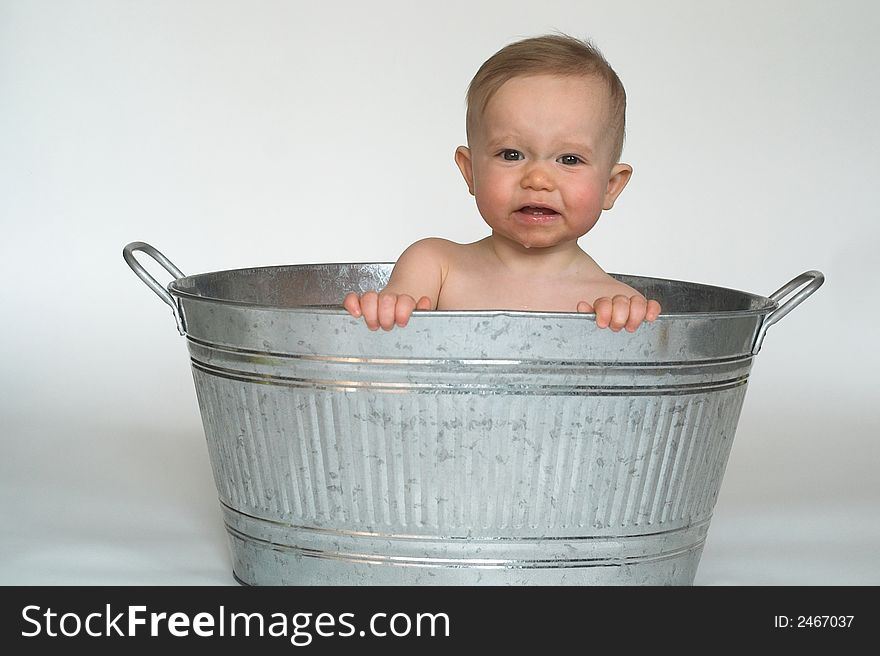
[558,154,583,166]
[500,149,523,161]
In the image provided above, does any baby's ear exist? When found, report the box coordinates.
[603,163,633,210]
[454,146,475,195]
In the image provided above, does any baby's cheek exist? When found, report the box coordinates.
[569,186,606,223]
[474,186,508,220]
[579,185,606,210]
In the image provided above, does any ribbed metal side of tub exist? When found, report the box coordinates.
[187,331,751,585]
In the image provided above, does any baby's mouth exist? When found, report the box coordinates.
[514,205,561,223]
[518,205,558,215]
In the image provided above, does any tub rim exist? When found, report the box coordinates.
[167,262,779,319]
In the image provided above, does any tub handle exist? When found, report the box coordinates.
[752,270,824,354]
[123,241,187,335]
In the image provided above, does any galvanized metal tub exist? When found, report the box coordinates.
[124,242,823,585]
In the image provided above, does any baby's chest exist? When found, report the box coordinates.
[438,273,607,312]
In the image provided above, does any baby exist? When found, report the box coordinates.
[344,34,661,332]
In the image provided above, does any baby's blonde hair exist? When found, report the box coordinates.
[465,33,627,163]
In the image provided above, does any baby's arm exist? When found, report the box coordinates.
[343,238,447,330]
[576,293,661,332]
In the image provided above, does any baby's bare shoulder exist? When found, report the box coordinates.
[405,237,466,253]
[390,238,465,288]
[397,237,474,268]
[398,237,461,259]
[584,276,645,301]
[570,264,640,297]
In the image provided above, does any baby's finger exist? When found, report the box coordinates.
[624,295,648,332]
[576,300,594,313]
[342,292,362,318]
[415,296,432,310]
[592,297,612,328]
[646,300,662,321]
[378,292,398,331]
[395,294,417,327]
[360,291,380,330]
[610,295,631,331]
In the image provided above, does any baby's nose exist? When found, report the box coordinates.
[519,162,555,191]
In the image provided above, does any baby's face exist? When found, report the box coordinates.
[456,74,629,250]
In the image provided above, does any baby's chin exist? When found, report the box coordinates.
[487,222,589,251]
[505,232,583,251]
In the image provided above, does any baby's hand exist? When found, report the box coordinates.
[343,292,432,330]
[577,295,661,332]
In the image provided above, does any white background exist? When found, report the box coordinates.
[2,0,878,585]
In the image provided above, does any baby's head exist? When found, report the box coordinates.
[456,34,633,250]
[465,33,627,165]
